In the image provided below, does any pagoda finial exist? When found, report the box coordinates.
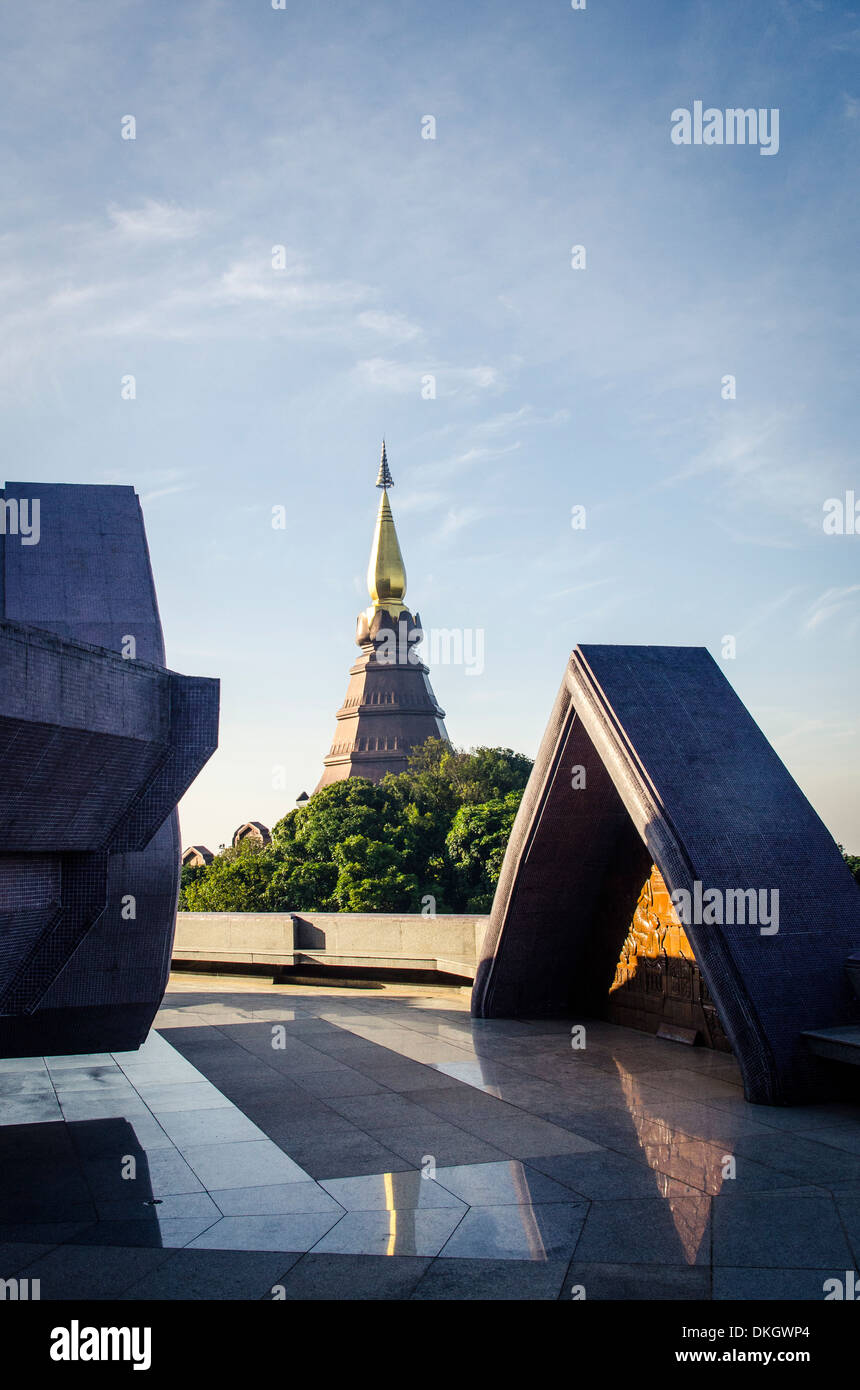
[375,439,394,490]
[366,441,407,617]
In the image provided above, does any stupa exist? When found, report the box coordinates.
[315,443,449,790]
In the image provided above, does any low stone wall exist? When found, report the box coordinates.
[172,911,490,980]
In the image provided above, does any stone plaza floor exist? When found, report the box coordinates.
[1,973,858,1301]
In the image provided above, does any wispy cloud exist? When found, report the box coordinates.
[431,505,493,544]
[469,406,570,436]
[2,0,857,847]
[356,310,422,343]
[545,578,615,602]
[770,715,856,749]
[108,199,204,242]
[0,216,467,387]
[802,585,860,634]
[734,586,807,641]
[353,358,500,396]
[658,407,845,533]
[138,484,191,505]
[217,253,367,312]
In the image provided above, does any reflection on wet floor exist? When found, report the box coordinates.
[0,978,857,1297]
[615,1061,718,1264]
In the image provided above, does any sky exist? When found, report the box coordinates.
[1,0,858,852]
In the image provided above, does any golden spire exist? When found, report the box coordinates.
[366,441,408,618]
[375,438,394,490]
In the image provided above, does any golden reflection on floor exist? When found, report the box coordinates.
[615,1060,725,1265]
[383,1171,397,1255]
[510,1161,548,1260]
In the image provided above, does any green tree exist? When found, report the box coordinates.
[178,861,207,910]
[386,738,531,810]
[289,779,391,862]
[182,741,533,913]
[265,858,338,912]
[838,845,860,888]
[446,790,524,911]
[183,839,273,912]
[447,746,533,804]
[329,835,419,911]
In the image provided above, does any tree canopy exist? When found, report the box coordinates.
[182,754,860,914]
[839,845,860,888]
[180,740,533,914]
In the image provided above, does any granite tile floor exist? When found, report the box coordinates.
[0,973,857,1300]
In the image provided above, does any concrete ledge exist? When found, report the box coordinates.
[802,1025,860,1067]
[172,911,489,981]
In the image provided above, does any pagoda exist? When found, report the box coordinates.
[315,443,449,790]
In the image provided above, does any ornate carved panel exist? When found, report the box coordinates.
[609,865,732,1051]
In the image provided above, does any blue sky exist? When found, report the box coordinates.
[2,0,858,851]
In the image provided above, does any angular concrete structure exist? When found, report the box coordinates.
[0,482,219,1057]
[472,645,860,1105]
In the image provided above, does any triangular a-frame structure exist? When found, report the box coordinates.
[472,645,860,1105]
